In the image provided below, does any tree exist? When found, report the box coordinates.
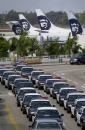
[9,37,18,52]
[64,34,81,56]
[0,37,9,58]
[44,38,60,55]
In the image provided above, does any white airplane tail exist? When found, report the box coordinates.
[67,11,83,36]
[18,14,32,31]
[36,9,55,31]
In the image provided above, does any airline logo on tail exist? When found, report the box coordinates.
[12,23,22,35]
[69,19,83,36]
[67,12,83,36]
[38,16,51,30]
[19,14,31,31]
[36,9,51,30]
[19,19,30,31]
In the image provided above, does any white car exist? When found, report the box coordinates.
[71,99,85,118]
[63,92,83,110]
[76,106,85,126]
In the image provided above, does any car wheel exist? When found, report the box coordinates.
[29,115,32,121]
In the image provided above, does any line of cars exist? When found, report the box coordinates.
[0,63,85,130]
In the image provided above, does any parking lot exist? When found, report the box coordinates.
[0,63,85,130]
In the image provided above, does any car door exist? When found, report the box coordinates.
[77,108,82,124]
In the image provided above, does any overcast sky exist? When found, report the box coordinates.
[0,0,85,13]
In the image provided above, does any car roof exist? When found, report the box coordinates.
[21,66,33,69]
[3,71,14,73]
[53,82,68,85]
[30,99,49,102]
[24,93,41,96]
[75,98,85,103]
[37,107,57,111]
[67,92,85,97]
[8,74,21,77]
[32,70,44,73]
[38,74,52,77]
[46,78,60,82]
[14,78,28,81]
[16,64,26,67]
[19,87,35,90]
[60,87,76,91]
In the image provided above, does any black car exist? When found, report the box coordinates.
[35,107,64,127]
[27,99,52,121]
[70,53,85,65]
[21,67,34,79]
[7,75,21,90]
[31,70,44,85]
[66,93,85,113]
[1,71,16,86]
[37,74,53,89]
[59,88,77,106]
[21,93,42,114]
[16,87,36,107]
[44,79,65,94]
[14,81,34,95]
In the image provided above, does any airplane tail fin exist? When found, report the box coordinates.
[36,9,54,31]
[67,11,83,36]
[18,14,31,31]
[6,21,22,35]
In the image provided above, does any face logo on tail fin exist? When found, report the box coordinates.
[69,19,83,36]
[19,19,30,31]
[38,16,51,30]
[12,23,22,35]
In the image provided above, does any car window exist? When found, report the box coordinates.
[37,122,61,129]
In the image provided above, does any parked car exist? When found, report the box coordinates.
[27,99,52,121]
[13,78,29,93]
[15,64,27,74]
[0,68,12,81]
[31,70,44,86]
[64,92,85,112]
[70,53,85,65]
[21,93,42,114]
[44,79,66,94]
[29,119,63,130]
[37,74,53,89]
[71,99,85,118]
[1,71,16,87]
[16,87,36,107]
[76,106,85,127]
[7,75,21,90]
[58,87,77,106]
[14,81,34,95]
[34,107,64,127]
[21,67,34,79]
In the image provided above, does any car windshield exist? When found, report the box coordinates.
[39,76,53,82]
[37,122,61,129]
[32,72,44,79]
[46,80,62,87]
[9,76,21,84]
[0,69,9,76]
[15,79,29,86]
[16,65,26,71]
[60,89,76,97]
[31,101,51,108]
[3,72,15,79]
[37,110,60,118]
[22,68,33,73]
[24,95,41,105]
[54,84,69,92]
[68,94,85,102]
[18,89,36,96]
[76,101,85,109]
[16,82,33,88]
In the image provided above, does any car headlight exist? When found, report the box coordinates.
[74,58,77,61]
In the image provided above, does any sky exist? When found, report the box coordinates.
[0,0,85,13]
